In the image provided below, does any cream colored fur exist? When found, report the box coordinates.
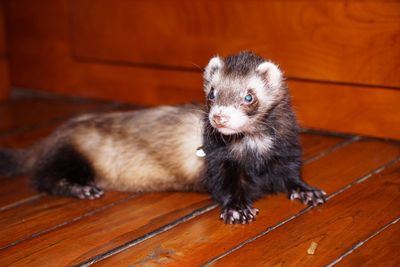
[68,105,205,192]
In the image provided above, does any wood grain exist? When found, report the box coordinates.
[0,192,132,248]
[336,220,400,267]
[300,133,344,160]
[5,0,203,104]
[8,38,400,140]
[0,134,343,265]
[0,193,211,266]
[0,176,36,209]
[0,94,397,265]
[93,139,400,266]
[212,162,400,267]
[70,0,400,87]
[0,91,341,257]
[289,80,400,140]
[5,0,400,139]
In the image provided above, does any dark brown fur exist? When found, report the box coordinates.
[202,52,326,223]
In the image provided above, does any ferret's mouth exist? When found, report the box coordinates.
[213,125,241,135]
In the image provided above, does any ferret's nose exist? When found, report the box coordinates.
[213,115,229,126]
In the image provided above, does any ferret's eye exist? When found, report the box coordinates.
[208,87,215,100]
[244,94,253,103]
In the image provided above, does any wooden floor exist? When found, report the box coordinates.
[0,91,399,266]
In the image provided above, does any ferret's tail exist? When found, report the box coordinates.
[0,148,33,176]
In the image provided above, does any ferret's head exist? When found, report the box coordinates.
[203,51,285,135]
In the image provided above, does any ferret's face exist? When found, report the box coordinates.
[203,55,284,135]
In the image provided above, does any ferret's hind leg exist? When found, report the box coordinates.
[51,180,104,199]
[32,143,104,199]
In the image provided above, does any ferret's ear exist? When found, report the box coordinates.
[256,61,282,88]
[204,56,223,82]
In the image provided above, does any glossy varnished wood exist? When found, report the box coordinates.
[0,133,336,266]
[94,139,400,266]
[212,162,400,267]
[0,193,211,266]
[1,94,399,266]
[337,220,400,267]
[70,0,400,87]
[0,192,132,249]
[300,133,344,160]
[5,0,400,140]
[0,176,37,209]
[290,81,400,140]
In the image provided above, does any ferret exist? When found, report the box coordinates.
[201,52,325,223]
[0,52,325,224]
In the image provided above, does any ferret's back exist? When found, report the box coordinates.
[70,104,206,192]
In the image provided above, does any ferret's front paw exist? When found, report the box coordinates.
[290,188,326,207]
[220,206,259,224]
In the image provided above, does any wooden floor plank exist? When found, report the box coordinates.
[300,133,344,160]
[0,176,37,209]
[211,161,400,267]
[0,96,112,133]
[335,219,400,267]
[0,135,342,264]
[93,139,400,266]
[0,192,132,249]
[0,193,211,266]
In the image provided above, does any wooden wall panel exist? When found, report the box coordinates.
[0,0,6,54]
[0,1,9,100]
[70,0,400,88]
[289,81,400,140]
[5,0,203,104]
[4,0,400,139]
[0,60,8,100]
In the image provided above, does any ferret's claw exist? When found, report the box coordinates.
[220,206,259,224]
[290,188,326,207]
[69,184,104,200]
